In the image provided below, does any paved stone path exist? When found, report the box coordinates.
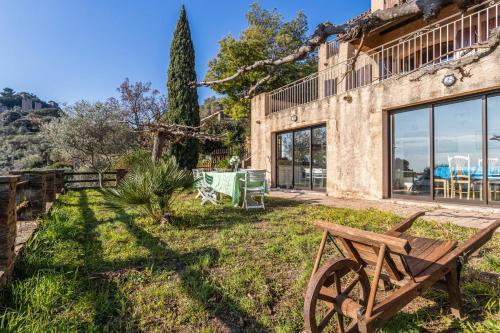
[270,190,500,230]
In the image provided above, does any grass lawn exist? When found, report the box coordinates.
[0,189,498,332]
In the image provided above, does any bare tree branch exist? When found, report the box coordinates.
[194,0,481,95]
[145,123,225,143]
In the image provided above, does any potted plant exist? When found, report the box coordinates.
[229,155,240,171]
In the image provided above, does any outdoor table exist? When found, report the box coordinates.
[203,171,268,206]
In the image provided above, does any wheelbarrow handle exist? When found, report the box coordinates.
[455,219,500,261]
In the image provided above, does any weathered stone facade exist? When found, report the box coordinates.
[251,45,500,200]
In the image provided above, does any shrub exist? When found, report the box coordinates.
[113,149,151,171]
[215,159,231,170]
[105,157,193,223]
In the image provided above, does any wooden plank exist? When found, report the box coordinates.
[410,240,456,277]
[360,220,500,332]
[64,179,116,183]
[340,238,365,266]
[385,211,426,237]
[404,236,437,257]
[64,171,117,175]
[380,249,404,281]
[404,239,440,268]
[315,221,411,255]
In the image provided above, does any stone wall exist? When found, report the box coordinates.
[10,171,47,215]
[251,46,500,199]
[0,176,18,280]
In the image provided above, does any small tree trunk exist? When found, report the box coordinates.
[98,172,103,188]
[152,131,165,162]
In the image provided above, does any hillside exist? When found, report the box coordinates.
[0,88,62,172]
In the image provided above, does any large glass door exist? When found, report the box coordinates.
[276,125,326,191]
[294,129,311,190]
[312,127,327,190]
[277,132,293,189]
[392,107,430,197]
[434,98,483,202]
[487,94,500,202]
[390,93,500,204]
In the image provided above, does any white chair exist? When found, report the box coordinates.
[448,155,472,199]
[193,169,203,199]
[240,170,267,210]
[478,158,499,200]
[478,158,499,169]
[193,170,217,206]
[312,168,326,188]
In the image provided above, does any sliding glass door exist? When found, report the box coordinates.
[276,125,326,191]
[392,107,430,197]
[434,98,483,202]
[277,132,293,188]
[487,94,500,202]
[312,127,327,190]
[391,92,500,205]
[294,129,311,190]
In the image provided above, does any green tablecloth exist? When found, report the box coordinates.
[203,171,268,205]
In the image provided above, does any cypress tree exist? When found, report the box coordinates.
[167,5,200,169]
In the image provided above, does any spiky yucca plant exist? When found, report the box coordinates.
[106,157,193,223]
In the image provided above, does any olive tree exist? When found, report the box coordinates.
[42,100,135,187]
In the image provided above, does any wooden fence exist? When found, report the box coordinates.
[64,169,127,189]
[197,148,251,170]
[0,168,127,287]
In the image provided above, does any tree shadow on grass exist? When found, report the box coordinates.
[171,194,305,231]
[77,190,139,331]
[379,271,499,333]
[4,190,139,332]
[111,205,270,332]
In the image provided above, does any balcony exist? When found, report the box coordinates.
[268,1,500,114]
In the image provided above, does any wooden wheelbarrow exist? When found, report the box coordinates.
[304,212,500,333]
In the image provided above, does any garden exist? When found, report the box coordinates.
[0,189,498,332]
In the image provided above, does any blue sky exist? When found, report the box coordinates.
[0,0,369,105]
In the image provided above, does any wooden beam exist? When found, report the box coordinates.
[311,230,329,280]
[315,221,411,255]
[366,244,386,318]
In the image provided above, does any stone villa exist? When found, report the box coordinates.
[251,0,500,206]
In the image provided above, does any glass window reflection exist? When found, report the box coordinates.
[392,108,430,196]
[434,98,483,201]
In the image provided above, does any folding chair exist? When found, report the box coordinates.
[240,170,266,210]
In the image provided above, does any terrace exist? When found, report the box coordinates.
[268,1,500,113]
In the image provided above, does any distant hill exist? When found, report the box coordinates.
[0,87,63,172]
[0,87,58,110]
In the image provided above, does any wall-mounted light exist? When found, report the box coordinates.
[442,74,457,87]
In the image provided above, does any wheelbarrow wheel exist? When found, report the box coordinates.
[304,258,370,333]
